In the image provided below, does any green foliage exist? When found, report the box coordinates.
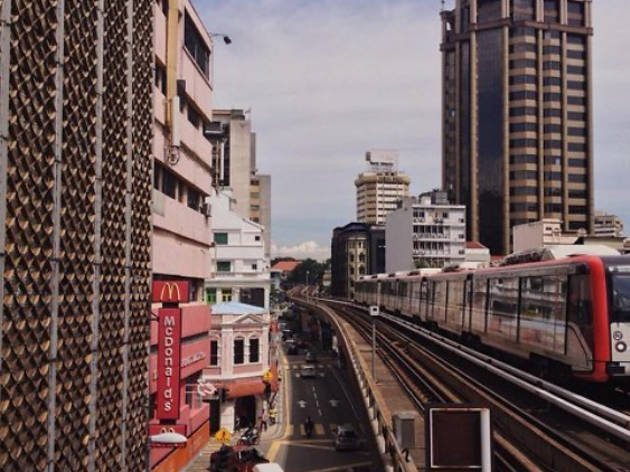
[286,258,327,284]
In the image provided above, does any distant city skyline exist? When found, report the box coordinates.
[202,0,630,260]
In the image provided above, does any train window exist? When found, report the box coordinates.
[471,278,487,333]
[611,274,630,322]
[488,277,519,341]
[568,274,593,349]
[432,281,447,321]
[521,275,567,353]
[446,279,465,328]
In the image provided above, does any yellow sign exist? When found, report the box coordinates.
[262,370,273,383]
[214,427,232,444]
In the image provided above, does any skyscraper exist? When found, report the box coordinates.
[441,0,593,255]
[355,150,410,225]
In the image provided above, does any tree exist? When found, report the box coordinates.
[286,258,326,285]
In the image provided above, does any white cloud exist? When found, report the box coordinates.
[201,0,630,246]
[271,240,330,261]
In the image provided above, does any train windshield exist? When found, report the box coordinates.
[611,274,630,322]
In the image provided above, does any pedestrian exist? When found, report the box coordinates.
[260,411,268,432]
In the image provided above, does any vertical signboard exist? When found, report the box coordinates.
[157,307,182,419]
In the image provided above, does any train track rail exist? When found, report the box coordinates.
[311,297,630,472]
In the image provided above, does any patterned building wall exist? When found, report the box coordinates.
[0,0,153,470]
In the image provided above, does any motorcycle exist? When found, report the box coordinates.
[237,427,260,446]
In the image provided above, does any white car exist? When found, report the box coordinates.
[300,365,317,378]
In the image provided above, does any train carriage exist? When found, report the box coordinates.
[352,255,630,383]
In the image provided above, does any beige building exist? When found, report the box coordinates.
[250,174,272,257]
[355,150,410,225]
[512,218,579,252]
[212,109,254,217]
[442,0,594,255]
[153,0,215,300]
[594,210,624,238]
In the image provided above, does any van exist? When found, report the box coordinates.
[253,463,284,472]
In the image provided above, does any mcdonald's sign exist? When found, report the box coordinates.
[157,307,182,420]
[152,280,190,303]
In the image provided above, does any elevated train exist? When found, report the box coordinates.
[354,255,630,382]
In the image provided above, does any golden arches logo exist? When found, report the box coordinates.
[159,282,181,301]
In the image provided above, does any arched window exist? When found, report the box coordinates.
[249,337,260,363]
[234,337,244,365]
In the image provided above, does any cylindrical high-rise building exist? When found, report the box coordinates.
[0,0,153,469]
[441,0,593,255]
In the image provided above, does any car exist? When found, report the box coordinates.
[305,351,317,363]
[333,424,360,451]
[300,365,317,378]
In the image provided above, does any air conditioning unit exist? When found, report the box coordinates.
[201,202,212,217]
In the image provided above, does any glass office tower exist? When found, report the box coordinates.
[441,0,593,254]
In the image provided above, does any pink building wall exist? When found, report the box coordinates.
[149,303,212,468]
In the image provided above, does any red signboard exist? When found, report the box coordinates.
[157,308,182,420]
[152,280,190,303]
[148,424,187,436]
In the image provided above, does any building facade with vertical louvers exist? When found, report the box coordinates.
[0,0,153,469]
[441,0,593,255]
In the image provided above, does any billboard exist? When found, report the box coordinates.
[157,307,182,419]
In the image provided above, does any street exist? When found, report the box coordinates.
[259,337,383,472]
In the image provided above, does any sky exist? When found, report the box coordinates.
[199,0,630,261]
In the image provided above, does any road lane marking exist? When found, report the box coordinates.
[314,423,325,435]
[266,440,282,463]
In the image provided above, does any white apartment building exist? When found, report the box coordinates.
[594,211,624,238]
[205,190,270,309]
[355,150,410,225]
[386,190,466,271]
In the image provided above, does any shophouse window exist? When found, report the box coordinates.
[234,339,244,365]
[249,338,260,363]
[185,372,201,407]
[221,288,233,302]
[251,263,257,270]
[187,104,201,128]
[187,187,200,211]
[205,288,216,304]
[217,261,231,272]
[214,232,228,245]
[210,340,219,366]
[184,11,210,78]
[162,167,176,198]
